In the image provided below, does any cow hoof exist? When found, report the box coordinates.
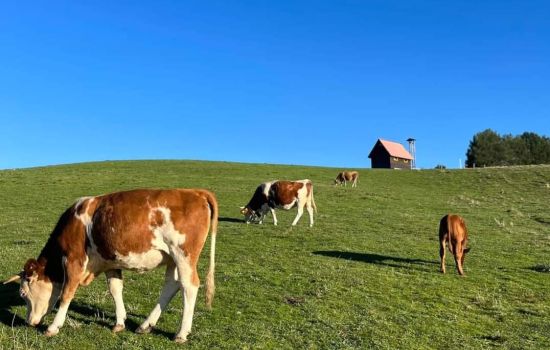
[44,328,59,337]
[112,324,125,333]
[136,325,153,334]
[174,336,188,343]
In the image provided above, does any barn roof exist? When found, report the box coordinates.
[368,139,413,160]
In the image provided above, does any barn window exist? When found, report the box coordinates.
[404,159,409,163]
[393,157,399,161]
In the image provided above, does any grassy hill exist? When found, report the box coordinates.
[0,160,549,349]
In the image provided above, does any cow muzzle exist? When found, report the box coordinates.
[27,315,43,327]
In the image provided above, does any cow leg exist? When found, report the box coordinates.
[106,269,126,332]
[460,245,466,267]
[177,268,199,343]
[45,259,82,337]
[137,262,179,334]
[259,211,268,225]
[306,201,314,227]
[256,209,266,224]
[291,203,305,226]
[439,237,446,274]
[270,208,278,226]
[454,242,465,276]
[170,249,199,343]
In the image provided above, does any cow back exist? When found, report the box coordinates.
[90,189,211,261]
[268,181,305,207]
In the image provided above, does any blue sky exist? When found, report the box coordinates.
[1,1,549,169]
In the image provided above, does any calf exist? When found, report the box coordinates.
[240,180,317,227]
[439,214,470,276]
[4,189,218,343]
[334,171,359,187]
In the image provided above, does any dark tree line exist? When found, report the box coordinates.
[466,129,550,167]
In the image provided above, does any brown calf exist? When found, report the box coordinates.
[4,189,218,343]
[439,214,470,275]
[334,171,359,187]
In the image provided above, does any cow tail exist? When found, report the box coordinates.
[446,214,453,254]
[203,191,218,309]
[311,184,318,213]
[460,216,468,250]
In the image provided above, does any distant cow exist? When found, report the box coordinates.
[4,189,218,343]
[439,214,470,276]
[334,171,359,187]
[240,180,317,227]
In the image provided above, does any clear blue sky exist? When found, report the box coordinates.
[1,1,549,169]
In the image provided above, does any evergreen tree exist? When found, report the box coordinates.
[466,129,550,167]
[466,129,508,167]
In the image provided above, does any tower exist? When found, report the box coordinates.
[406,138,416,169]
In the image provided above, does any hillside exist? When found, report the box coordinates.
[0,160,549,349]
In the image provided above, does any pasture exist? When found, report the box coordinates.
[0,160,549,349]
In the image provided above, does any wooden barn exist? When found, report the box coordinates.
[368,139,413,169]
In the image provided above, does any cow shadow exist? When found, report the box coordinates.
[313,250,438,272]
[0,282,27,327]
[67,302,173,338]
[534,217,550,226]
[219,216,244,224]
[0,284,173,338]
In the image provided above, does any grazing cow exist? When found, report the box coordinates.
[334,171,359,187]
[439,214,470,276]
[3,189,218,343]
[240,180,317,227]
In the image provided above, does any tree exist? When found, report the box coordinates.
[466,129,509,167]
[466,129,550,167]
[520,132,550,164]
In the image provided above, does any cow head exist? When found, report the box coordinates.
[240,206,258,223]
[334,174,344,186]
[4,259,62,326]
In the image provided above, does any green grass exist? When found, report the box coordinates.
[0,160,549,349]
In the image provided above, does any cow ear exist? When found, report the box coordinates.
[464,247,471,254]
[240,208,247,215]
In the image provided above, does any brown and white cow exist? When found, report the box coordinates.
[3,189,218,343]
[240,180,317,227]
[334,171,359,187]
[439,214,470,276]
